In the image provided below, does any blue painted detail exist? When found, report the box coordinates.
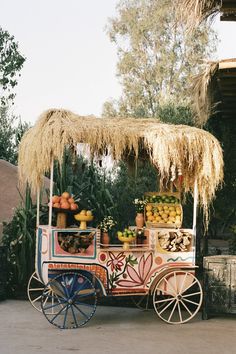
[167,256,194,262]
[51,228,97,260]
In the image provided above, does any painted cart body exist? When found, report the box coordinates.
[27,223,203,328]
[36,226,196,295]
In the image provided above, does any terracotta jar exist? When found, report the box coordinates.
[102,232,110,247]
[135,213,144,228]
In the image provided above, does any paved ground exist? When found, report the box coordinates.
[0,300,236,354]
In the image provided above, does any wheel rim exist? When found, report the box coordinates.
[153,271,203,324]
[41,272,97,329]
[132,294,150,310]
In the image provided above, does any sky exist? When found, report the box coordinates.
[0,0,236,124]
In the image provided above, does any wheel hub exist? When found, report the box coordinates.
[68,298,73,305]
[177,294,182,300]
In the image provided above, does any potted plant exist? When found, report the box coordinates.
[133,198,147,228]
[99,216,117,247]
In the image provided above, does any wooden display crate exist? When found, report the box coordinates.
[145,202,183,229]
[144,191,182,229]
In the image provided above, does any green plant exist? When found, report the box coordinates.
[2,185,47,297]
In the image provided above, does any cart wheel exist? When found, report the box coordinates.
[153,270,203,324]
[132,294,150,310]
[27,271,49,312]
[41,272,97,329]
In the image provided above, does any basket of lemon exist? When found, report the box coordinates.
[144,192,182,228]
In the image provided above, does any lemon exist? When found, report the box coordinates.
[169,211,176,217]
[162,213,168,219]
[146,211,152,217]
[147,215,154,221]
[146,205,152,211]
[176,207,181,215]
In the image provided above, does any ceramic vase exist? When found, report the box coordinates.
[135,213,144,229]
[102,232,110,247]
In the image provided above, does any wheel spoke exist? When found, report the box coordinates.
[74,301,95,308]
[29,287,45,291]
[54,293,66,308]
[32,274,41,282]
[179,272,187,294]
[155,286,176,297]
[181,279,198,294]
[62,274,70,298]
[43,292,50,308]
[73,303,90,319]
[50,303,68,322]
[43,300,66,311]
[180,299,193,316]
[167,300,178,322]
[174,272,178,293]
[164,277,177,296]
[63,305,69,328]
[154,297,174,305]
[50,281,66,297]
[182,298,199,306]
[76,291,96,299]
[32,294,43,303]
[70,274,77,296]
[71,304,79,328]
[159,298,175,315]
[182,291,201,298]
[177,302,182,323]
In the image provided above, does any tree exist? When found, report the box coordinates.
[0,27,25,105]
[0,106,30,164]
[103,0,217,119]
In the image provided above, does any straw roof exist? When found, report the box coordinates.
[192,58,236,126]
[176,1,236,30]
[176,0,221,30]
[18,108,224,222]
[192,61,219,127]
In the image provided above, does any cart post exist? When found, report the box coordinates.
[48,159,54,227]
[192,179,198,235]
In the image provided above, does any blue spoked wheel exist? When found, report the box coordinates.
[41,272,97,329]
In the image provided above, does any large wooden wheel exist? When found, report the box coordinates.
[41,272,97,329]
[153,270,203,324]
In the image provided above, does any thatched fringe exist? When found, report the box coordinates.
[191,61,219,126]
[176,0,221,31]
[18,109,224,224]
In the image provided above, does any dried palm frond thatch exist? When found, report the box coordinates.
[18,109,224,224]
[176,0,221,31]
[191,61,219,126]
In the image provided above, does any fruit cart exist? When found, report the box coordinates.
[19,109,224,328]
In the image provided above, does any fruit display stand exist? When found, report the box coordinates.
[18,109,224,329]
[144,192,183,229]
